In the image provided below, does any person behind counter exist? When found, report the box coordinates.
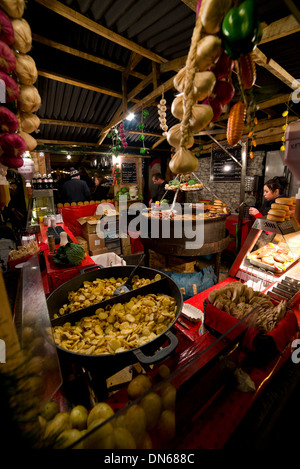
[149,172,174,206]
[62,167,91,203]
[92,175,110,201]
[248,176,289,218]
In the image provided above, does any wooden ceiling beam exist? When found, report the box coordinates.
[252,48,300,90]
[39,118,104,129]
[34,0,168,64]
[32,34,146,80]
[37,70,139,102]
[97,75,176,145]
[259,14,300,44]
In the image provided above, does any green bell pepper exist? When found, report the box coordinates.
[222,0,262,59]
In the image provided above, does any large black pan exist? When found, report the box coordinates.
[47,265,183,373]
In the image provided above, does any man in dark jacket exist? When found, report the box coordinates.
[62,168,91,203]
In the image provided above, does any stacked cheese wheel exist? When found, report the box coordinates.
[267,197,296,222]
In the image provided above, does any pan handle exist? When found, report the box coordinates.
[132,330,178,365]
[79,264,103,274]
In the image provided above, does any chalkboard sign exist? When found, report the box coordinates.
[121,162,137,184]
[210,143,242,182]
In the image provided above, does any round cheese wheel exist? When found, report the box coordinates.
[275,197,292,205]
[271,203,289,212]
[267,214,285,222]
[268,208,286,217]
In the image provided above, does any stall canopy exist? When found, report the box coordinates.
[21,0,300,166]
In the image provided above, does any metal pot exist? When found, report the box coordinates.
[47,265,183,373]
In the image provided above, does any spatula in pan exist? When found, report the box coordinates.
[113,253,145,296]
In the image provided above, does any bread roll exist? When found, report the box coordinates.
[268,208,286,217]
[267,214,285,222]
[271,203,289,212]
[275,197,292,205]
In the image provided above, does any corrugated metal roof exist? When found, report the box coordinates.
[18,0,300,168]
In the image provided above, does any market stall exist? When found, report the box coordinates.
[1,0,300,453]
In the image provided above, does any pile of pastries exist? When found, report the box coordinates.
[267,197,296,222]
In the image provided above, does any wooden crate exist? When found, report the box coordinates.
[121,236,132,256]
[167,255,196,273]
[149,250,167,270]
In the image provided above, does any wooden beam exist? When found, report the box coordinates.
[252,48,300,89]
[259,15,300,44]
[32,34,146,80]
[39,118,103,129]
[151,136,166,149]
[34,0,168,64]
[37,70,139,102]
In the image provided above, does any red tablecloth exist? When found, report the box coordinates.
[174,278,300,449]
[59,204,100,237]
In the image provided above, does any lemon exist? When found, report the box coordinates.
[157,409,176,442]
[83,418,115,449]
[160,384,177,410]
[44,412,72,444]
[124,404,146,447]
[87,402,114,427]
[140,392,162,430]
[40,400,60,421]
[55,428,82,448]
[70,405,88,430]
[114,427,136,449]
[127,374,152,399]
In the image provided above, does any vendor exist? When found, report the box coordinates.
[149,172,174,206]
[248,176,288,218]
[62,167,91,203]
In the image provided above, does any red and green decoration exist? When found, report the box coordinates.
[139,109,149,155]
[107,123,128,157]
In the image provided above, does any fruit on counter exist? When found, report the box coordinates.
[226,101,246,146]
[83,418,115,449]
[169,147,199,175]
[156,409,176,442]
[87,402,114,427]
[167,123,194,149]
[52,242,86,266]
[43,412,72,445]
[197,0,233,34]
[124,404,147,447]
[114,426,136,449]
[40,400,60,422]
[70,405,88,431]
[221,0,262,59]
[159,384,177,410]
[55,429,83,449]
[195,35,223,71]
[237,52,256,89]
[140,392,163,430]
[127,373,152,399]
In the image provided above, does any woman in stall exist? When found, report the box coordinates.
[249,176,289,218]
